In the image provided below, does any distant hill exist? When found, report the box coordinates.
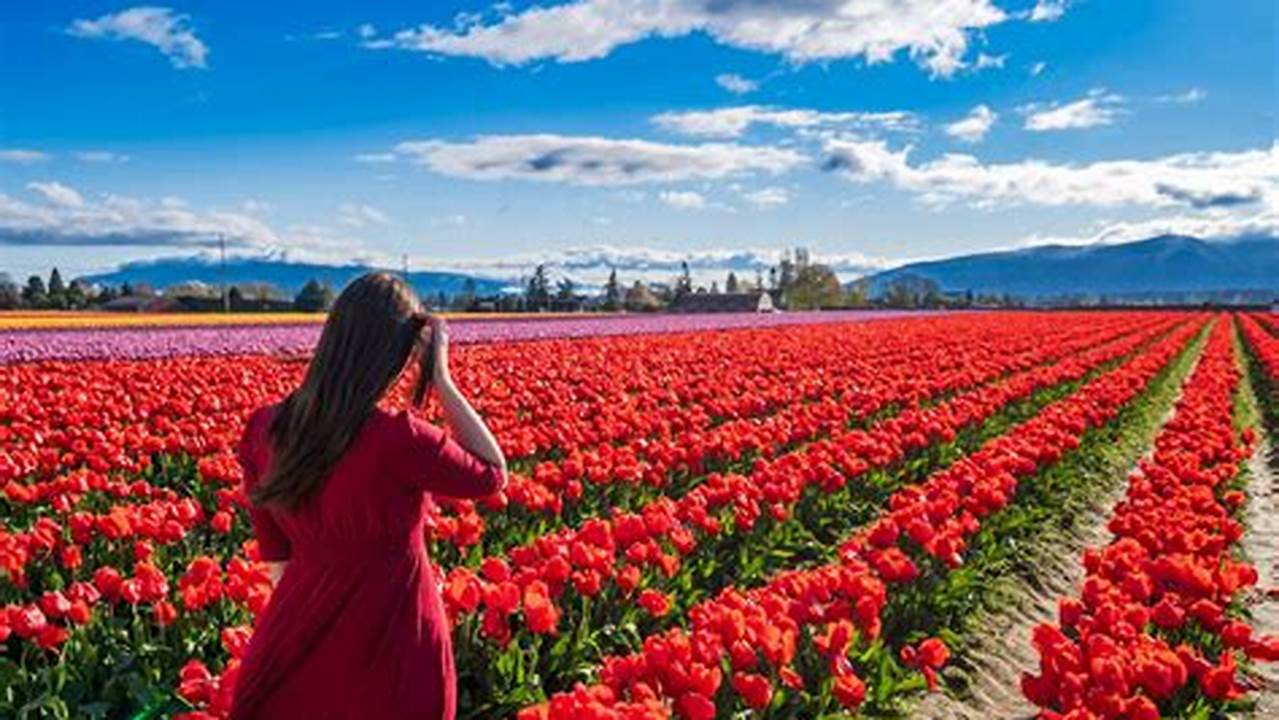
[866,235,1279,301]
[81,256,510,298]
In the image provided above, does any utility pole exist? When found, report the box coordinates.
[219,233,229,313]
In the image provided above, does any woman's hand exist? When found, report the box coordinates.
[266,561,287,588]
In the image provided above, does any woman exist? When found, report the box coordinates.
[230,273,507,720]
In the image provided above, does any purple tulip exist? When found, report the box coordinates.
[0,311,936,364]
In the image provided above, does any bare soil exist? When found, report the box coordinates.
[1241,434,1279,715]
[911,358,1198,720]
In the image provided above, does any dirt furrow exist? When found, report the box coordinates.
[1241,434,1279,714]
[911,345,1203,720]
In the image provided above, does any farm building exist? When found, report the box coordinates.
[674,291,775,313]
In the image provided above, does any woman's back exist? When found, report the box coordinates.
[230,404,503,720]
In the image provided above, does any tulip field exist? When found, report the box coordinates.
[2,310,1278,719]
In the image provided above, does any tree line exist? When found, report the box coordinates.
[2,252,1021,314]
[507,248,1020,312]
[0,269,337,313]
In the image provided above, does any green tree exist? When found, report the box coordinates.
[777,250,797,291]
[787,262,843,310]
[23,275,48,308]
[293,279,335,312]
[96,285,119,305]
[674,261,693,300]
[0,274,20,309]
[882,274,941,308]
[624,281,661,312]
[525,265,551,311]
[66,280,89,310]
[451,277,478,311]
[556,277,576,301]
[845,277,872,307]
[46,268,67,309]
[603,269,622,311]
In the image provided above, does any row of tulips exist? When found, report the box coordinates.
[1238,313,1279,449]
[152,316,1179,718]
[0,314,1107,715]
[0,314,1066,495]
[4,315,1137,602]
[1020,319,1278,719]
[516,316,1205,718]
[433,313,1168,558]
[1253,312,1279,337]
[0,312,1232,718]
[170,315,1187,718]
[5,317,976,540]
[437,316,1186,672]
[0,315,1156,553]
[1239,313,1279,389]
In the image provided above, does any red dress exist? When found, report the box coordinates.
[230,405,503,720]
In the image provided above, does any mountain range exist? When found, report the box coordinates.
[865,235,1279,300]
[76,234,1278,303]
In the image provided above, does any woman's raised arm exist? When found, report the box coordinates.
[428,317,508,484]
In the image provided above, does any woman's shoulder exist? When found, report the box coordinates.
[239,403,281,455]
[245,403,281,435]
[368,407,443,450]
[237,404,281,486]
[369,406,425,433]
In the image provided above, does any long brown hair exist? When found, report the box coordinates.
[251,272,432,509]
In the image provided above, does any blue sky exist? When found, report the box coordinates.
[0,0,1274,284]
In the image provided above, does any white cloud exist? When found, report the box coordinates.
[27,181,85,208]
[1028,0,1068,22]
[427,243,902,285]
[370,0,1011,78]
[0,149,51,164]
[2,185,264,248]
[741,186,790,207]
[1154,88,1207,104]
[353,152,398,163]
[652,105,919,138]
[0,181,372,265]
[338,202,391,227]
[659,189,707,210]
[944,104,997,144]
[357,23,378,39]
[1019,207,1278,249]
[73,150,130,163]
[392,133,805,186]
[1029,60,1046,76]
[1023,89,1125,131]
[68,7,208,69]
[821,139,1278,211]
[715,73,758,95]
